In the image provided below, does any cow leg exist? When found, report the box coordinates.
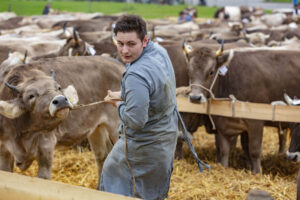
[0,143,14,172]
[37,132,57,179]
[214,133,221,162]
[217,132,232,168]
[278,128,288,154]
[297,169,300,200]
[240,131,252,170]
[175,113,202,160]
[175,137,184,160]
[88,123,117,189]
[247,121,264,174]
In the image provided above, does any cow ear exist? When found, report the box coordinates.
[63,85,79,106]
[0,100,25,119]
[216,49,234,68]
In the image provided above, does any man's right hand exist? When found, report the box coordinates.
[104,90,122,107]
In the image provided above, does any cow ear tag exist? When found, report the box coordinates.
[219,65,228,76]
[88,46,96,56]
[63,85,79,106]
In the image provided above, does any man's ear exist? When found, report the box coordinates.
[143,35,149,48]
[63,85,79,106]
[0,99,25,119]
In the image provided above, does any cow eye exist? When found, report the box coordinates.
[58,86,62,91]
[29,94,35,100]
[209,70,214,76]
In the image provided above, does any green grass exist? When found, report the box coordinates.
[0,0,218,19]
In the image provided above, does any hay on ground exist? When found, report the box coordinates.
[14,126,299,200]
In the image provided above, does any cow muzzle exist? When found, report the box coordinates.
[16,160,33,171]
[286,151,300,162]
[189,93,207,103]
[49,95,73,118]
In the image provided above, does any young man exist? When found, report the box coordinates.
[100,14,178,200]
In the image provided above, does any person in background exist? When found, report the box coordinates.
[100,14,178,200]
[178,11,193,22]
[293,0,300,15]
[42,4,51,15]
[293,0,299,7]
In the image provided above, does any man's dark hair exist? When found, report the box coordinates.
[113,14,147,41]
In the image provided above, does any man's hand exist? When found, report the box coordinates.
[104,90,122,107]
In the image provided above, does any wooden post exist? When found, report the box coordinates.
[0,170,140,200]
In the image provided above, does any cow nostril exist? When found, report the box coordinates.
[52,100,58,105]
[189,95,202,103]
[64,97,68,102]
[16,162,22,167]
[293,155,298,162]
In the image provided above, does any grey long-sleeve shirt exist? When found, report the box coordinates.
[100,40,178,200]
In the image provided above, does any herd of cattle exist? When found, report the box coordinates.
[1,5,300,197]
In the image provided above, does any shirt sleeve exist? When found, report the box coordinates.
[117,73,150,130]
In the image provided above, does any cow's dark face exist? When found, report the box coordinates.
[187,47,232,103]
[1,67,78,132]
[188,47,218,103]
[59,38,92,56]
[286,124,300,162]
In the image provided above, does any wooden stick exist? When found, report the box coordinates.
[177,96,300,123]
[0,170,140,200]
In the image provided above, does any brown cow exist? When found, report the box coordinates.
[172,40,251,159]
[0,56,123,183]
[283,95,300,200]
[31,28,95,60]
[52,17,117,33]
[186,46,300,173]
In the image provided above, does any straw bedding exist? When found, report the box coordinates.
[14,126,299,199]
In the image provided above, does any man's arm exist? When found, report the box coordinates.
[118,74,151,130]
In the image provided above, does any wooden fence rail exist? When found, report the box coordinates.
[177,96,300,123]
[0,170,140,200]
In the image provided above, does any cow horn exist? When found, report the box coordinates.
[111,33,117,47]
[73,27,79,44]
[216,39,224,57]
[5,82,20,93]
[151,26,156,39]
[62,22,67,32]
[149,26,155,41]
[182,39,192,56]
[284,93,293,105]
[8,49,12,57]
[110,24,118,47]
[50,69,56,80]
[23,50,28,64]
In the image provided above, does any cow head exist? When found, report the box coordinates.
[58,27,95,56]
[284,93,300,162]
[0,65,78,133]
[184,41,233,103]
[244,32,270,47]
[0,51,30,69]
[286,124,300,162]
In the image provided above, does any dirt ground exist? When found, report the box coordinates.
[14,126,299,200]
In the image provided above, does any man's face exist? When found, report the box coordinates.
[116,31,148,64]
